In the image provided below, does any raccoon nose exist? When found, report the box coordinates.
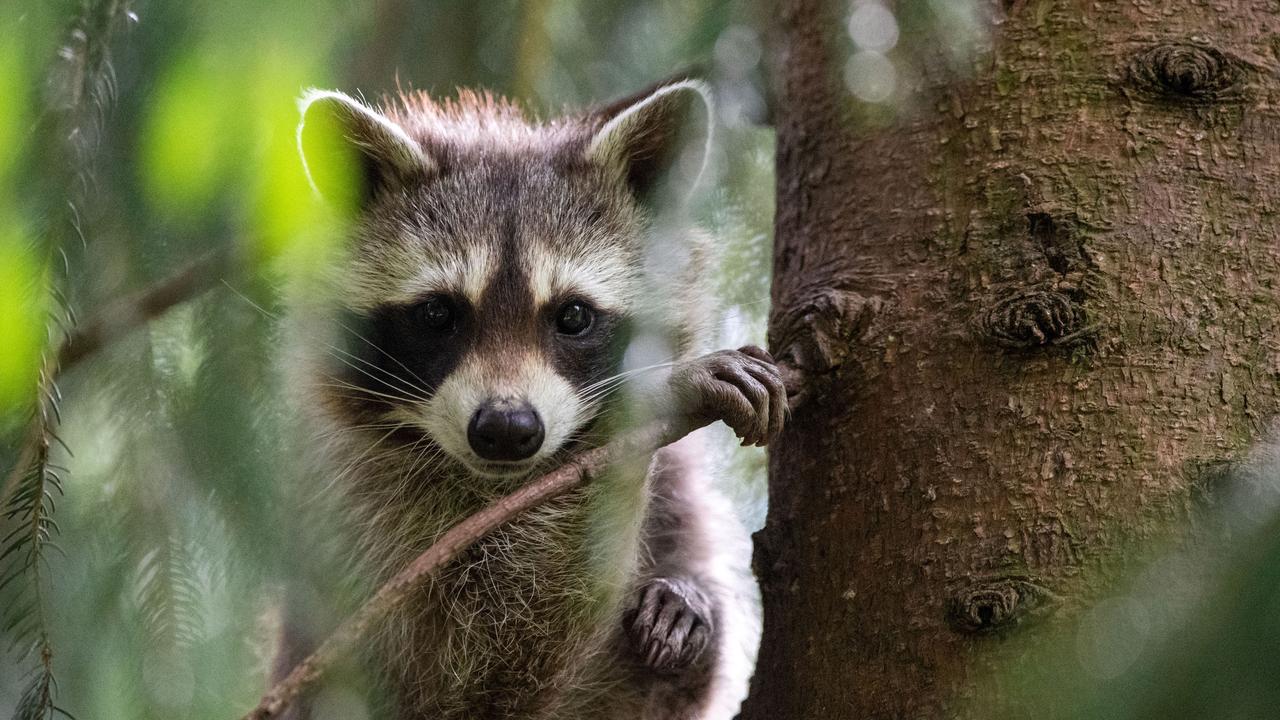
[467,403,545,462]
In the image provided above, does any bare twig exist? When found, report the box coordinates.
[58,249,230,369]
[3,250,230,519]
[240,420,690,720]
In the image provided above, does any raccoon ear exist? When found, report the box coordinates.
[585,79,712,202]
[297,89,432,208]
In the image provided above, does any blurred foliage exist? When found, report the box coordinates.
[0,0,775,717]
[0,236,46,418]
[0,10,44,427]
[967,445,1280,720]
[17,2,1269,719]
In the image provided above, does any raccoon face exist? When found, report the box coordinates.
[298,82,709,479]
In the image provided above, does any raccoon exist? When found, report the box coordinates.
[279,79,786,719]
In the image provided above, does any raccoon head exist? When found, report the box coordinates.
[297,81,710,479]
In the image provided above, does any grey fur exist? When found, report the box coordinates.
[281,82,781,719]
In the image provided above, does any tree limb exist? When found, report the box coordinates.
[4,250,230,520]
[57,249,230,369]
[239,420,690,720]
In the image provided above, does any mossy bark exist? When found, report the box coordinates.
[743,0,1280,717]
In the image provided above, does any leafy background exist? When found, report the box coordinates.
[5,1,1275,719]
[0,2,772,718]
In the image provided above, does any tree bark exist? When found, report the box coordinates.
[744,0,1280,717]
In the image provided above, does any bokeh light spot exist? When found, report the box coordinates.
[844,50,897,104]
[1075,595,1151,680]
[848,1,899,53]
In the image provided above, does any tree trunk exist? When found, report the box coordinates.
[744,0,1280,717]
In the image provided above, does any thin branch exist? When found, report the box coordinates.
[240,420,690,720]
[57,250,230,369]
[3,250,230,523]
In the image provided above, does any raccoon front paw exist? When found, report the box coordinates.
[670,346,786,446]
[625,577,714,674]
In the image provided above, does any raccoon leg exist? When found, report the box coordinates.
[620,346,782,718]
[622,435,763,720]
[665,346,787,447]
[627,575,715,673]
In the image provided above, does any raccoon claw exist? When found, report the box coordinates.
[626,577,713,674]
[670,345,786,446]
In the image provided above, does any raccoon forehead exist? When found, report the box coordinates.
[340,201,641,313]
[343,233,497,312]
[524,242,638,311]
[341,229,639,313]
[336,152,644,313]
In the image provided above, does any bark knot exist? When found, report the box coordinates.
[771,287,880,405]
[948,576,1060,635]
[1126,42,1243,103]
[981,289,1089,349]
[1026,211,1085,276]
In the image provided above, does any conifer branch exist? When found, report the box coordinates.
[2,359,67,720]
[0,421,43,523]
[2,2,137,717]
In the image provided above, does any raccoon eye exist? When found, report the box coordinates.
[555,301,594,335]
[415,295,455,331]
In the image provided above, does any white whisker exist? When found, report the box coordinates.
[222,280,434,401]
